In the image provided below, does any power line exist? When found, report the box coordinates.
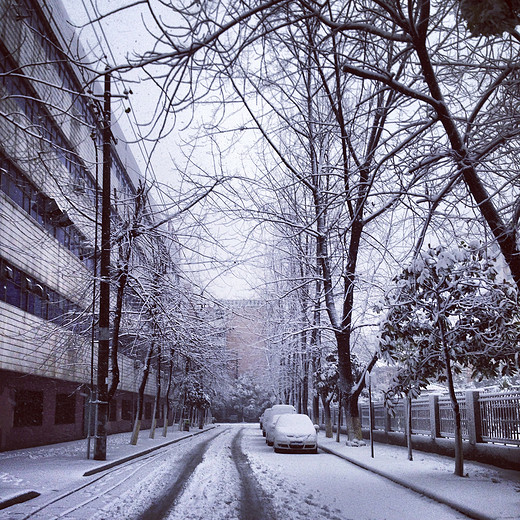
[77,0,165,206]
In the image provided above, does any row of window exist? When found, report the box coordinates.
[17,0,99,129]
[0,151,96,270]
[14,389,76,427]
[16,0,137,199]
[12,388,161,428]
[0,256,90,332]
[110,398,163,421]
[0,46,100,207]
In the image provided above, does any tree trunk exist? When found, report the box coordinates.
[178,396,186,430]
[150,340,162,439]
[107,256,127,402]
[439,313,464,476]
[405,394,413,461]
[162,357,173,437]
[445,350,464,476]
[321,395,333,438]
[336,392,342,443]
[149,396,157,439]
[301,350,309,417]
[130,341,154,445]
[312,394,320,425]
[342,393,364,444]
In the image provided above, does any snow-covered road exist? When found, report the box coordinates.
[242,425,469,520]
[6,424,474,519]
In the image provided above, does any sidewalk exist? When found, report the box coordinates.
[0,424,213,512]
[319,433,520,520]
[1,426,519,519]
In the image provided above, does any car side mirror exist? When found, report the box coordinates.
[314,424,320,433]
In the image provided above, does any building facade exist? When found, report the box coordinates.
[221,299,269,377]
[0,0,163,451]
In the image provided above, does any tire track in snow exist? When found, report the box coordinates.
[231,427,277,520]
[164,426,276,520]
[164,426,243,520]
[135,428,226,520]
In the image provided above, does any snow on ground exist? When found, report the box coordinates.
[243,425,483,520]
[88,430,238,520]
[1,424,519,519]
[319,434,520,517]
[166,427,242,520]
[84,427,242,520]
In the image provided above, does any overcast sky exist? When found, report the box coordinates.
[60,0,263,301]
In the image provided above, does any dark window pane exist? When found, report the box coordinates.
[55,226,65,245]
[33,294,43,317]
[5,280,21,307]
[109,400,117,422]
[11,183,23,206]
[55,393,76,424]
[14,389,43,427]
[121,399,133,421]
[25,291,34,313]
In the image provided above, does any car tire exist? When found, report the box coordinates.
[267,440,274,446]
[312,447,318,454]
[262,431,266,437]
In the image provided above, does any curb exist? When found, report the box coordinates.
[0,426,216,510]
[0,491,40,511]
[83,426,216,476]
[319,444,494,520]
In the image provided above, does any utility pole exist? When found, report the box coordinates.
[94,68,111,461]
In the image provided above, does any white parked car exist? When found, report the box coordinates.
[259,408,269,430]
[264,404,296,445]
[272,413,319,454]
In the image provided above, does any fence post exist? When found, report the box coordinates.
[384,404,391,433]
[429,394,440,439]
[466,390,482,445]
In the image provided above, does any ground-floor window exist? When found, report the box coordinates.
[55,393,76,424]
[109,400,117,421]
[14,389,43,427]
[122,399,133,421]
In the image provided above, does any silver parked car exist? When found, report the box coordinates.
[272,413,319,453]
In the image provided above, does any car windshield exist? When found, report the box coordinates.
[276,414,313,430]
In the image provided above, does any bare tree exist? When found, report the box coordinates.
[70,1,520,442]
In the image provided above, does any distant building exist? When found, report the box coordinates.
[219,299,269,378]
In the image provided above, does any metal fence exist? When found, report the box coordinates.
[479,392,520,444]
[360,390,520,446]
[410,399,430,435]
[438,395,469,439]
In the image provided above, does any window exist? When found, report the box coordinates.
[55,393,76,424]
[121,399,133,421]
[5,267,22,308]
[14,389,43,427]
[0,258,87,329]
[109,400,117,421]
[9,178,24,207]
[145,402,152,420]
